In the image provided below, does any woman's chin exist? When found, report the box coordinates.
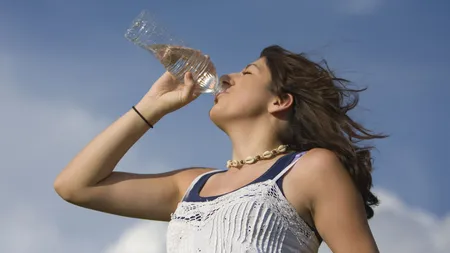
[209,106,230,129]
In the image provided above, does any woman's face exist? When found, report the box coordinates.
[209,57,277,129]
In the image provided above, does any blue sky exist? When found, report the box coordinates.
[1,0,449,252]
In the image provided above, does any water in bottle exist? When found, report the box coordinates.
[147,44,220,94]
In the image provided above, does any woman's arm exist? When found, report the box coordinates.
[54,72,207,221]
[293,149,379,253]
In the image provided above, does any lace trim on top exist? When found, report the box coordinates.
[167,153,320,253]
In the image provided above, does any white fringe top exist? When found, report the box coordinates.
[167,152,321,253]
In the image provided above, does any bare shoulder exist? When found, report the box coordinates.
[281,149,346,225]
[289,148,350,186]
[285,148,358,210]
[298,148,343,172]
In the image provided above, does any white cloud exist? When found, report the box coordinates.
[0,203,97,253]
[368,189,450,253]
[0,204,62,253]
[105,189,450,253]
[337,0,383,15]
[104,221,168,253]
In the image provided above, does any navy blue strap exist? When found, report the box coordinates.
[184,152,299,202]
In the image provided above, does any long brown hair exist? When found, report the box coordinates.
[261,45,387,219]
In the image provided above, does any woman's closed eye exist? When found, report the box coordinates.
[242,71,252,75]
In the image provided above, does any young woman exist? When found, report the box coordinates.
[55,45,384,253]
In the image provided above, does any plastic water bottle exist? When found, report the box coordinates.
[147,44,220,94]
[125,10,222,94]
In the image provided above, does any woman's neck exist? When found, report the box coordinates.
[227,119,284,162]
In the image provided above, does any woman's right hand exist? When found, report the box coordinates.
[135,71,201,123]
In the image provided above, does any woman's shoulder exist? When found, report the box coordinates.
[291,148,359,201]
[300,148,341,167]
[287,148,350,196]
[291,148,344,177]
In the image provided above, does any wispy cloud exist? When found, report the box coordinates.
[0,203,97,253]
[371,189,450,252]
[337,0,383,15]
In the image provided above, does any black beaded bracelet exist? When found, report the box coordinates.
[132,106,153,128]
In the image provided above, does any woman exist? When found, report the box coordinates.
[54,45,385,253]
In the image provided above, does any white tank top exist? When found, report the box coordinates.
[166,153,321,253]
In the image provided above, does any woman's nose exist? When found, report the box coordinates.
[219,74,233,88]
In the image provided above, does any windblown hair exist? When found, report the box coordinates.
[261,45,387,219]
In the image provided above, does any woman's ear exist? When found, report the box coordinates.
[269,93,294,114]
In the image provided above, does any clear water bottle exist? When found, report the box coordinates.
[125,10,222,95]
